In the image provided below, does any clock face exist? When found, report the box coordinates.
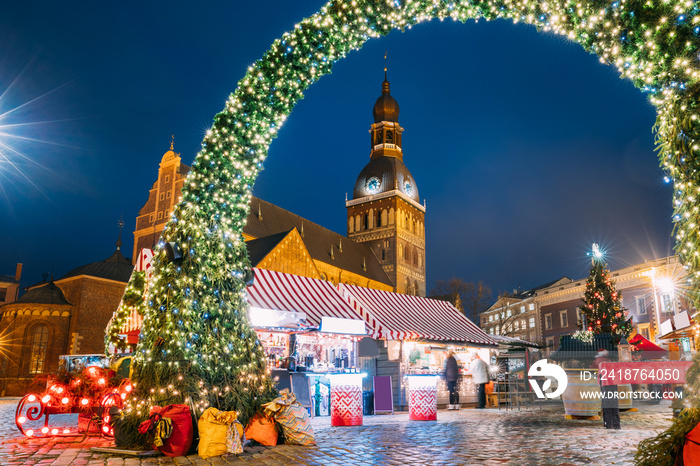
[403,180,413,196]
[366,176,381,194]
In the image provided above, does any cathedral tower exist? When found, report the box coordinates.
[346,71,426,296]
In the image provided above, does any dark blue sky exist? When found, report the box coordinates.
[0,1,673,295]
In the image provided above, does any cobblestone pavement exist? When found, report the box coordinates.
[0,398,674,465]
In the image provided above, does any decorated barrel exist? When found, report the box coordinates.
[562,369,600,417]
[407,375,438,421]
[329,374,364,426]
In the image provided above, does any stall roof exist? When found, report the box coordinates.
[246,268,365,329]
[338,284,498,346]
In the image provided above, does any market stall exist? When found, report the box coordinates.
[245,268,368,421]
[337,284,499,414]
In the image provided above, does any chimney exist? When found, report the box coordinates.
[15,263,23,282]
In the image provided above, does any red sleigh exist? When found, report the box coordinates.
[15,365,132,438]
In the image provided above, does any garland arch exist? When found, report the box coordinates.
[121,0,700,425]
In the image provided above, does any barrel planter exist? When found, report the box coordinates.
[618,384,633,411]
[562,369,600,418]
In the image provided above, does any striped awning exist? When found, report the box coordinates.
[338,284,498,346]
[246,268,365,329]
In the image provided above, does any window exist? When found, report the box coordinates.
[507,324,512,332]
[506,309,512,317]
[381,250,385,261]
[363,214,369,230]
[520,305,525,313]
[166,191,171,199]
[0,288,7,301]
[546,337,554,350]
[529,317,535,328]
[489,315,493,322]
[490,328,494,334]
[165,175,170,183]
[28,326,49,374]
[560,310,568,328]
[529,304,535,311]
[521,320,526,330]
[638,324,650,340]
[661,294,673,313]
[500,312,505,320]
[159,193,165,201]
[514,321,520,330]
[149,214,155,222]
[158,211,163,220]
[377,212,382,228]
[637,297,647,315]
[545,314,552,330]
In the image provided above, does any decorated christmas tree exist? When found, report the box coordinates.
[578,244,632,344]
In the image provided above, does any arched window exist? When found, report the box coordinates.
[348,218,354,233]
[376,211,382,228]
[28,325,49,374]
[414,281,420,296]
[363,213,369,230]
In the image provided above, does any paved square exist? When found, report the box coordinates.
[0,398,673,465]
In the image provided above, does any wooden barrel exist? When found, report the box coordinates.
[618,384,633,410]
[562,369,600,417]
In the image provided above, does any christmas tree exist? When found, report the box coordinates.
[578,244,633,344]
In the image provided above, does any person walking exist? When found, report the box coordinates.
[594,349,620,429]
[443,350,460,410]
[469,353,489,409]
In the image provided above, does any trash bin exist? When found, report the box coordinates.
[363,390,374,415]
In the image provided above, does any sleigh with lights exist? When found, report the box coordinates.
[15,357,133,438]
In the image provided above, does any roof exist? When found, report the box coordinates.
[352,156,419,202]
[246,231,291,267]
[7,281,72,306]
[490,334,542,348]
[0,274,19,285]
[338,283,499,346]
[60,249,134,283]
[628,334,668,358]
[244,197,392,287]
[517,277,571,298]
[246,268,365,329]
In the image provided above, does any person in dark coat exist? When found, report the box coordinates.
[594,349,620,429]
[443,350,460,409]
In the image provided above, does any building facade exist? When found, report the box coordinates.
[346,72,426,296]
[480,278,569,344]
[132,139,190,261]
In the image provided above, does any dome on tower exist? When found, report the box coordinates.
[372,74,399,123]
[352,156,419,202]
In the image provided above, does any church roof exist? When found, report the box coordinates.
[246,230,291,267]
[10,281,72,306]
[244,197,393,287]
[60,249,133,283]
[373,73,399,123]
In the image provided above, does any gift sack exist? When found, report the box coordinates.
[198,407,243,459]
[262,389,315,446]
[244,414,278,446]
[683,422,700,466]
[138,404,193,457]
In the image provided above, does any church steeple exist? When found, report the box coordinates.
[370,69,403,161]
[347,65,426,297]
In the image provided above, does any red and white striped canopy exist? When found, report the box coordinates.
[246,268,365,329]
[338,284,498,346]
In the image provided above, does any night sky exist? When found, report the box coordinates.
[0,1,673,296]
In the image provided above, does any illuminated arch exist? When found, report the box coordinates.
[131,0,699,416]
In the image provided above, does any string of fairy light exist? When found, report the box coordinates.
[118,0,699,424]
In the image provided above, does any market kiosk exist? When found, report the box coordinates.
[338,284,498,417]
[245,268,368,424]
